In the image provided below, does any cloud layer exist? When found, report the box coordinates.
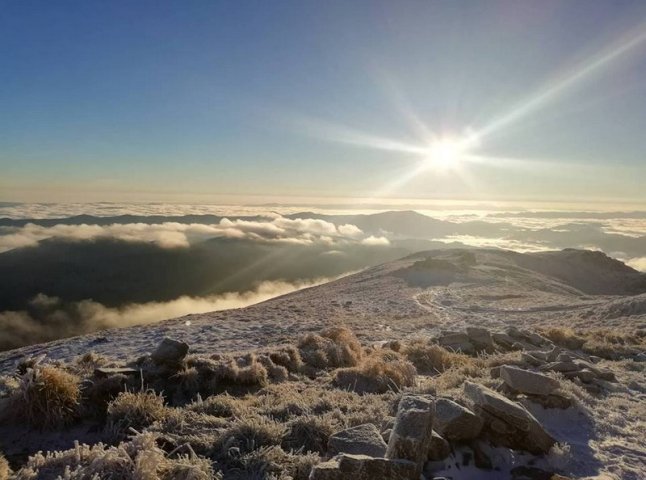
[0,216,389,253]
[0,278,334,351]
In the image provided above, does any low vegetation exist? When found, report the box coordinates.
[0,323,640,479]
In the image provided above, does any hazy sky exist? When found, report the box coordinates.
[1,1,646,206]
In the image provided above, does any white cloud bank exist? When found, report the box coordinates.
[0,216,381,253]
[0,277,339,351]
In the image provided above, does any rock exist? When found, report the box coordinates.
[510,465,572,479]
[492,332,516,350]
[521,393,572,409]
[151,337,189,367]
[381,428,392,443]
[500,365,560,396]
[328,424,388,458]
[546,346,562,362]
[521,352,545,367]
[309,454,418,480]
[526,350,550,361]
[437,332,474,354]
[556,353,574,362]
[463,382,556,454]
[506,327,550,348]
[539,361,579,373]
[434,398,483,441]
[427,431,450,461]
[564,369,595,383]
[465,327,495,352]
[490,366,502,378]
[94,367,138,377]
[386,394,435,473]
[573,360,616,382]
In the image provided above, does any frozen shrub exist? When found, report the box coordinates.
[227,446,318,480]
[81,373,130,418]
[402,339,470,373]
[11,365,80,429]
[257,354,289,382]
[282,415,336,454]
[188,393,248,418]
[540,327,585,350]
[106,390,167,435]
[298,326,363,369]
[333,350,416,394]
[215,416,285,456]
[0,453,10,480]
[172,367,201,402]
[269,345,304,373]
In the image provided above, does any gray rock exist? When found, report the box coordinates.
[437,331,475,353]
[381,428,392,443]
[464,382,556,454]
[521,352,545,367]
[492,332,516,350]
[434,398,483,441]
[328,424,388,458]
[539,361,579,373]
[386,394,435,473]
[574,360,616,382]
[94,367,138,377]
[309,454,418,480]
[427,430,450,461]
[500,365,560,396]
[547,346,562,362]
[466,327,495,352]
[151,337,189,367]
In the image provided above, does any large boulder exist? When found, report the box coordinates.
[463,382,556,454]
[309,454,418,480]
[328,424,388,458]
[434,398,483,441]
[492,332,516,350]
[151,337,189,368]
[386,394,435,473]
[500,365,560,396]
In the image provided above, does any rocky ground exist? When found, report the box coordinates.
[0,248,644,479]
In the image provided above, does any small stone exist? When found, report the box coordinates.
[539,361,579,373]
[94,367,138,377]
[465,327,495,352]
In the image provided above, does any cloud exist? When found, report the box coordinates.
[0,216,371,253]
[626,257,646,272]
[360,235,390,246]
[0,277,338,352]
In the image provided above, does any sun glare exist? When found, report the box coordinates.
[422,133,479,170]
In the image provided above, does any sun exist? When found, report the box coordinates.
[421,133,479,170]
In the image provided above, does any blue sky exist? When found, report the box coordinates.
[1,0,646,205]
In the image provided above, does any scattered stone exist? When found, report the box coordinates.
[381,428,392,443]
[574,360,616,382]
[492,332,516,350]
[464,382,556,454]
[465,327,495,352]
[526,350,550,361]
[427,431,450,461]
[309,454,418,480]
[546,346,562,362]
[564,369,595,384]
[539,361,579,373]
[500,365,560,396]
[328,424,388,458]
[434,398,483,441]
[521,352,545,367]
[386,394,435,473]
[151,337,189,368]
[437,332,474,354]
[490,366,502,378]
[94,367,138,377]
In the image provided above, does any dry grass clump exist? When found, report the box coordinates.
[188,393,249,418]
[268,345,304,373]
[333,350,416,394]
[11,365,80,429]
[73,351,109,376]
[257,354,289,383]
[281,415,336,454]
[215,416,285,456]
[298,326,363,370]
[13,432,221,480]
[0,453,10,480]
[150,408,228,456]
[106,389,167,435]
[225,445,318,480]
[81,373,131,418]
[539,327,586,350]
[402,339,472,373]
